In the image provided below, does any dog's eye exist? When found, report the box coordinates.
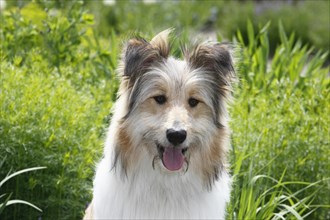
[154,95,167,105]
[188,98,199,108]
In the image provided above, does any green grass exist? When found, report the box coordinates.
[0,162,45,215]
[1,3,116,219]
[0,1,329,220]
[0,61,113,219]
[86,0,330,55]
[228,21,329,219]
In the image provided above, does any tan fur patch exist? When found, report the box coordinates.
[115,124,134,174]
[139,98,163,116]
[187,101,212,119]
[200,127,228,189]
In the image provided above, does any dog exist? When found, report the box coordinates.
[84,29,236,219]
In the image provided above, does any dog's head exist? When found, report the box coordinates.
[113,29,236,187]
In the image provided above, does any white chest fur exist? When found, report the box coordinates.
[93,153,231,219]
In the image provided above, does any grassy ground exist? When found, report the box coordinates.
[0,1,329,220]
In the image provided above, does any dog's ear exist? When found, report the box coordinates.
[185,42,236,91]
[121,29,173,85]
[122,38,161,84]
[149,28,172,58]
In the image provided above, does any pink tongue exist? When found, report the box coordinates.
[162,147,184,171]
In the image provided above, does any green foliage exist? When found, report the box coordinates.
[0,61,114,219]
[0,1,329,220]
[89,0,227,36]
[0,162,45,215]
[217,1,330,56]
[0,2,117,219]
[1,1,117,82]
[87,1,329,56]
[229,21,330,219]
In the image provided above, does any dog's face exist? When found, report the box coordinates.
[114,30,235,186]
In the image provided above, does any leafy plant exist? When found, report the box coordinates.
[229,20,330,219]
[0,2,116,219]
[228,142,330,220]
[0,159,46,215]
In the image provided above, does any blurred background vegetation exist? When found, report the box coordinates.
[0,0,329,219]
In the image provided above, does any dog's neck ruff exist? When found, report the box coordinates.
[93,149,231,219]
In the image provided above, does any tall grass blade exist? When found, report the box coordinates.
[0,167,47,188]
[278,20,288,48]
[247,19,255,52]
[0,193,12,214]
[5,200,42,212]
[279,204,303,220]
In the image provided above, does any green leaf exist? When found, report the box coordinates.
[247,19,255,51]
[0,167,47,188]
[259,21,271,35]
[279,204,303,220]
[6,199,42,212]
[0,193,12,214]
[278,20,288,48]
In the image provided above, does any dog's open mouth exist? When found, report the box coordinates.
[157,144,188,171]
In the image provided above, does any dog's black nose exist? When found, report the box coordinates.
[166,129,187,145]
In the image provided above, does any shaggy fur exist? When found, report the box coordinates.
[84,29,236,219]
